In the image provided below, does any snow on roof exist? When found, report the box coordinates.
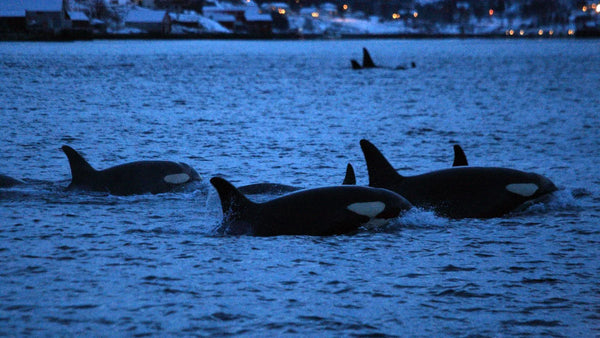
[125,6,167,23]
[0,10,25,17]
[68,11,89,21]
[0,0,63,17]
[170,12,200,23]
[205,12,235,23]
[245,10,272,22]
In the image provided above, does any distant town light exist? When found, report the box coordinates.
[568,29,575,35]
[278,8,286,15]
[538,29,543,35]
[413,11,418,18]
[593,3,598,10]
[596,5,600,13]
[519,29,524,36]
[392,13,400,20]
[342,4,348,11]
[311,11,319,18]
[489,9,494,16]
[549,30,554,35]
[582,5,588,12]
[509,29,514,36]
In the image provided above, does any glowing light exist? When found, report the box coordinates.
[537,29,543,35]
[342,4,348,11]
[509,29,514,36]
[568,29,574,35]
[413,11,418,18]
[582,5,588,12]
[593,3,598,9]
[519,29,524,36]
[597,5,600,13]
[549,30,554,35]
[278,8,286,15]
[392,13,400,20]
[489,9,494,16]
[311,11,319,18]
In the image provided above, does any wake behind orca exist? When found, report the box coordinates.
[61,145,200,196]
[359,139,557,219]
[210,177,412,236]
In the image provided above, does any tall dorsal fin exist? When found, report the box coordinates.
[350,59,362,70]
[362,47,376,68]
[61,145,97,185]
[342,163,356,185]
[210,177,255,221]
[452,144,468,167]
[359,139,404,187]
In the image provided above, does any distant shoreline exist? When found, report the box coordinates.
[1,31,597,42]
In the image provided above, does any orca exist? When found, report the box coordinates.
[0,174,24,188]
[342,163,356,185]
[61,145,200,196]
[359,139,557,219]
[452,145,468,166]
[237,163,357,195]
[210,177,412,236]
[351,48,416,70]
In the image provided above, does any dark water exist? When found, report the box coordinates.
[1,39,599,336]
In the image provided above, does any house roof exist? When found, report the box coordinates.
[0,0,63,17]
[245,10,272,22]
[124,6,168,23]
[68,11,89,22]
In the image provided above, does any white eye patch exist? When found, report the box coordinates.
[347,201,386,218]
[506,183,539,197]
[163,173,191,184]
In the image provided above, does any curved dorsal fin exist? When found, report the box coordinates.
[362,47,376,68]
[61,145,96,185]
[210,177,255,221]
[452,144,468,167]
[359,139,404,187]
[350,59,362,70]
[342,163,356,185]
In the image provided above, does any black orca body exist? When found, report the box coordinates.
[61,145,200,196]
[238,163,357,195]
[0,174,24,188]
[360,140,557,219]
[452,145,468,166]
[210,177,412,236]
[238,183,300,195]
[351,48,415,70]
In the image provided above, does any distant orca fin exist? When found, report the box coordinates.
[210,177,255,220]
[359,139,404,187]
[61,145,97,185]
[351,59,362,70]
[342,163,356,185]
[452,145,468,166]
[362,47,376,68]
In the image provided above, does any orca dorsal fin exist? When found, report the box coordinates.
[362,47,376,68]
[359,139,404,187]
[452,145,468,167]
[351,59,362,70]
[342,163,356,185]
[210,177,255,221]
[61,145,97,186]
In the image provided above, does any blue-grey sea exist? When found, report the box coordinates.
[0,39,599,336]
